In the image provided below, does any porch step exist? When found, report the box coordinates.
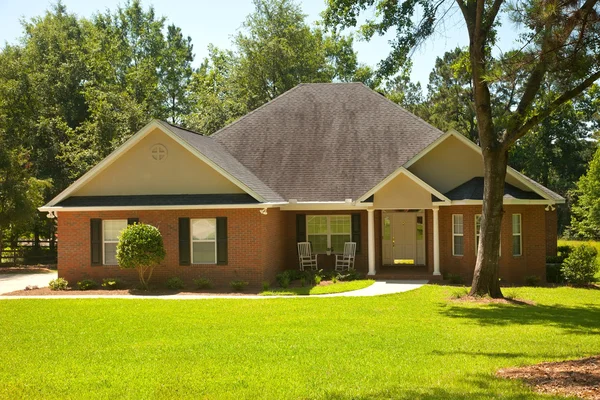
[372,273,442,281]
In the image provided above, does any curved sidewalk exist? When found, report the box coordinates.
[0,280,427,300]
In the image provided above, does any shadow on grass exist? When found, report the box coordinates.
[323,373,545,399]
[439,302,600,335]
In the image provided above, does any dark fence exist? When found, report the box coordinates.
[0,240,57,266]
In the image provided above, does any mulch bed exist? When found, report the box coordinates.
[497,356,600,399]
[2,287,260,296]
[450,295,536,306]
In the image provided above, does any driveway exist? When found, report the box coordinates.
[0,271,58,295]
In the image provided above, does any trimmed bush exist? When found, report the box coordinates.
[446,273,464,284]
[561,244,599,285]
[262,281,270,291]
[116,223,166,290]
[165,277,184,290]
[230,280,249,292]
[77,279,98,291]
[101,278,123,290]
[193,278,213,290]
[524,275,541,287]
[49,278,68,291]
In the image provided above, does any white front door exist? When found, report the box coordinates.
[382,211,425,266]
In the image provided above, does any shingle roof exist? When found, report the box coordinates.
[211,83,445,201]
[56,194,259,207]
[509,169,564,202]
[161,121,284,202]
[444,177,544,201]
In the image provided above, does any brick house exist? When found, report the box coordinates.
[40,83,564,286]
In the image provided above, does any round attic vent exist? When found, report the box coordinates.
[150,144,167,161]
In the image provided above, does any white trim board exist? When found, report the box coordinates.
[42,120,266,208]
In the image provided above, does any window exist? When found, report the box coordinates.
[307,215,351,253]
[512,214,522,256]
[103,220,127,265]
[452,214,464,256]
[191,219,217,264]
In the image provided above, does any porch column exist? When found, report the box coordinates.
[367,209,376,276]
[433,206,441,275]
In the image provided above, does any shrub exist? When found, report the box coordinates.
[102,278,123,290]
[524,275,541,287]
[276,271,291,288]
[49,278,68,291]
[116,223,166,290]
[165,277,184,290]
[447,273,464,284]
[314,274,322,285]
[77,279,98,291]
[230,280,249,292]
[193,278,212,290]
[300,277,306,287]
[561,244,599,285]
[336,270,363,281]
[332,275,338,283]
[262,281,270,291]
[547,245,575,264]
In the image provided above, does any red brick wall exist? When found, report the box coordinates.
[545,208,558,256]
[56,208,286,288]
[438,205,547,283]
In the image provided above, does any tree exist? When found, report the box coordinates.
[325,0,600,297]
[116,223,166,290]
[186,0,366,134]
[570,145,600,238]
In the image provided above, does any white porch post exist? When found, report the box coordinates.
[367,209,376,276]
[433,206,441,275]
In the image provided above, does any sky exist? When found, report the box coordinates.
[0,0,521,89]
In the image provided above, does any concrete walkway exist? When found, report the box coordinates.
[0,271,57,295]
[0,280,427,300]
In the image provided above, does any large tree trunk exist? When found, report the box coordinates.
[470,146,508,297]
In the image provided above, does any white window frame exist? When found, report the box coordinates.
[452,214,464,256]
[102,219,127,266]
[512,214,522,257]
[306,215,352,254]
[191,218,217,264]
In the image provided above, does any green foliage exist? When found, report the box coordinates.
[571,145,600,239]
[546,263,565,284]
[561,244,599,285]
[101,278,123,290]
[314,274,322,285]
[77,279,98,291]
[262,281,270,291]
[193,278,213,290]
[524,275,541,287]
[48,277,68,291]
[229,280,249,292]
[165,277,184,290]
[116,223,165,290]
[446,273,464,285]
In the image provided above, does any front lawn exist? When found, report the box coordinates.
[1,285,599,399]
[261,279,374,295]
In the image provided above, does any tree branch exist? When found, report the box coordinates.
[482,0,504,38]
[506,69,600,145]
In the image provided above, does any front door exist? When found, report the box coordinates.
[382,211,425,266]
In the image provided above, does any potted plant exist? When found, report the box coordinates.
[326,247,334,256]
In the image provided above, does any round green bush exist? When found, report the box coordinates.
[561,244,599,285]
[116,223,166,290]
[49,278,68,291]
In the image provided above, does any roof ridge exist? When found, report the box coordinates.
[211,84,305,139]
[160,120,205,136]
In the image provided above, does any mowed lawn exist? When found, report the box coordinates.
[1,286,599,399]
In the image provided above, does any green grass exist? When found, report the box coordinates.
[1,285,599,399]
[261,279,374,296]
[558,239,600,279]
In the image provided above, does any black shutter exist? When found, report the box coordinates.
[90,219,102,266]
[351,213,361,254]
[296,214,306,243]
[127,218,139,225]
[216,217,228,265]
[178,218,191,266]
